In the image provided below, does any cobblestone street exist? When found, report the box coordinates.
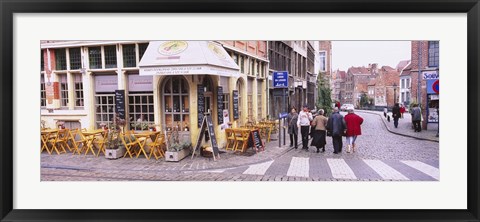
[41,112,439,181]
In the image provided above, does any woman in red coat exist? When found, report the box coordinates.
[344,108,364,153]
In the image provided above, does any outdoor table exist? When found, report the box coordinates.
[82,129,105,156]
[131,131,160,160]
[41,128,59,154]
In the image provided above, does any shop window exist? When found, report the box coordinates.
[74,74,84,108]
[104,45,117,68]
[41,75,46,108]
[55,48,67,70]
[41,50,44,71]
[138,43,149,61]
[89,47,102,69]
[123,44,136,68]
[59,75,68,108]
[163,77,190,131]
[69,47,82,70]
[95,94,116,128]
[128,93,154,130]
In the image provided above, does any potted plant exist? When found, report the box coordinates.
[164,129,192,162]
[104,113,127,159]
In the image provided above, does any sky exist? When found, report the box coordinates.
[331,41,411,71]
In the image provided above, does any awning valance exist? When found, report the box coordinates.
[139,41,240,77]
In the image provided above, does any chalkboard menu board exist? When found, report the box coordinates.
[191,114,220,160]
[206,114,219,156]
[115,90,126,120]
[232,90,239,120]
[248,129,265,152]
[197,85,205,127]
[217,86,224,124]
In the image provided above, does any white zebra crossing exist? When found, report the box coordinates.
[219,157,438,181]
[327,158,357,179]
[286,157,310,177]
[363,159,409,180]
[243,160,274,175]
[401,160,440,180]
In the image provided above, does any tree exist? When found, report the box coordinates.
[316,72,333,116]
[359,92,370,108]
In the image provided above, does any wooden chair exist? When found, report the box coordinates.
[234,129,250,152]
[148,133,165,160]
[50,129,68,154]
[94,130,109,157]
[41,131,53,154]
[69,129,86,155]
[121,132,140,158]
[225,128,236,151]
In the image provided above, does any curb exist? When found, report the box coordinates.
[356,110,439,143]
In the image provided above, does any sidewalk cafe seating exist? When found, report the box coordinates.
[93,130,109,157]
[50,129,69,155]
[233,128,251,152]
[148,133,166,160]
[121,132,140,158]
[69,129,88,155]
[41,128,58,154]
[224,128,236,151]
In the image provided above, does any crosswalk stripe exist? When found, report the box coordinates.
[243,160,274,175]
[363,159,409,180]
[286,157,310,177]
[401,160,440,180]
[327,158,357,179]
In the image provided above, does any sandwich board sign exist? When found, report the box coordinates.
[191,113,220,161]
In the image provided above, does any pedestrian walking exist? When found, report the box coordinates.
[297,105,313,150]
[344,107,363,153]
[311,109,328,153]
[327,107,347,154]
[400,104,406,118]
[287,107,299,149]
[383,107,388,118]
[392,103,401,128]
[411,104,422,132]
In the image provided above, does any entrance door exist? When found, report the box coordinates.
[204,92,213,114]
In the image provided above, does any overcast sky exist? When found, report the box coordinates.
[331,41,411,71]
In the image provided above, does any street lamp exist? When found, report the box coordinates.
[393,83,397,104]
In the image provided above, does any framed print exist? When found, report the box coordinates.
[1,0,480,221]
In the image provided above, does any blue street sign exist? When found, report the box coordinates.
[273,71,289,88]
[279,112,288,118]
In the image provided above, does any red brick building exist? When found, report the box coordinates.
[409,41,439,129]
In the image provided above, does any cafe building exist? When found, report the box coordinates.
[40,40,268,148]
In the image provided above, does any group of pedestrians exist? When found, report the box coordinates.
[388,103,423,132]
[286,105,364,154]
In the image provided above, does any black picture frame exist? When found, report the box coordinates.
[1,0,479,221]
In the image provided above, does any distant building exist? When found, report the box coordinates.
[345,66,370,107]
[398,60,412,107]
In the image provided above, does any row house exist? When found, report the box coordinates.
[268,41,293,118]
[372,66,400,108]
[332,70,346,104]
[345,66,370,107]
[306,42,316,107]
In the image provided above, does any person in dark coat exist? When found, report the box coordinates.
[392,103,401,128]
[311,109,328,153]
[287,108,299,149]
[327,107,347,154]
[411,104,422,132]
[344,108,363,153]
